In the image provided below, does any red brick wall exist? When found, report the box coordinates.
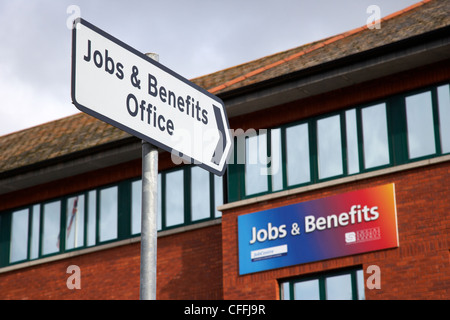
[221,60,450,300]
[0,224,223,300]
[0,60,448,300]
[221,161,450,300]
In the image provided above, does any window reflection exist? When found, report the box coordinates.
[86,190,96,246]
[356,269,365,300]
[286,123,310,186]
[362,103,390,168]
[245,133,268,195]
[66,196,84,250]
[270,128,283,191]
[345,109,360,174]
[317,115,343,179]
[191,166,210,221]
[131,180,142,235]
[165,170,184,227]
[10,209,29,263]
[406,91,436,159]
[294,279,320,300]
[214,175,223,218]
[30,205,40,259]
[42,201,61,255]
[280,282,290,300]
[326,274,352,300]
[99,186,118,242]
[437,84,450,153]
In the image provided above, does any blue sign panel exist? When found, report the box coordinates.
[237,184,399,275]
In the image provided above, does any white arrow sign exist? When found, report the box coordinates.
[71,19,231,176]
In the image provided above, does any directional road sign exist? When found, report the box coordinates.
[71,19,231,176]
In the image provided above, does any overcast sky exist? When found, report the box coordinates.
[0,0,420,136]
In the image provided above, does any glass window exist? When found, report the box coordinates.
[405,91,436,159]
[280,268,364,300]
[345,109,360,174]
[30,205,40,260]
[99,186,118,242]
[286,123,310,186]
[191,166,210,221]
[86,190,96,246]
[437,84,450,153]
[158,174,162,230]
[165,170,184,227]
[10,208,29,263]
[317,115,343,179]
[280,282,290,300]
[42,200,61,255]
[326,274,352,300]
[294,279,320,300]
[356,269,365,300]
[131,180,142,235]
[362,103,390,168]
[65,196,84,250]
[270,128,283,191]
[245,133,268,195]
[214,175,223,218]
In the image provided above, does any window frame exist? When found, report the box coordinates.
[228,82,450,202]
[279,267,365,300]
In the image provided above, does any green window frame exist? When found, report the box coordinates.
[0,166,224,268]
[228,82,450,202]
[280,268,365,300]
[157,166,224,231]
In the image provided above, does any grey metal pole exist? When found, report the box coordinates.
[140,52,159,300]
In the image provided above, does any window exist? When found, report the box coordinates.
[42,200,61,256]
[131,180,142,235]
[99,186,118,242]
[214,174,224,218]
[286,123,310,186]
[229,82,450,202]
[159,166,224,229]
[317,115,343,179]
[86,190,97,246]
[294,279,320,300]
[9,209,29,263]
[165,169,185,227]
[30,205,40,259]
[405,91,436,159]
[280,268,365,300]
[326,273,353,300]
[270,128,283,192]
[361,103,390,169]
[345,109,360,175]
[437,84,450,153]
[65,195,85,250]
[245,132,268,195]
[191,166,210,221]
[1,169,225,267]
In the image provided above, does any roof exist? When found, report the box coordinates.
[1,0,449,177]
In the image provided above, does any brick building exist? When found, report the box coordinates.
[0,0,449,300]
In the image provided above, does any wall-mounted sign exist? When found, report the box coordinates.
[238,184,399,275]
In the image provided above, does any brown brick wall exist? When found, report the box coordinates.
[221,161,450,300]
[0,223,223,300]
